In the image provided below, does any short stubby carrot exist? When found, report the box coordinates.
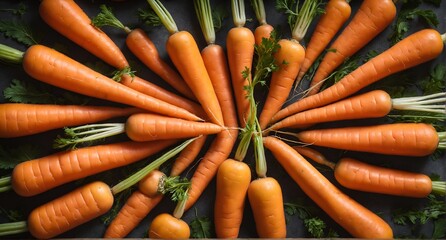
[272,29,445,122]
[27,181,114,239]
[308,0,396,95]
[214,159,251,238]
[296,123,441,157]
[148,213,190,239]
[263,136,393,238]
[39,0,128,70]
[247,177,286,238]
[11,140,176,197]
[297,0,351,82]
[20,45,201,121]
[0,103,139,138]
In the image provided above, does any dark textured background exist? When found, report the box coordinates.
[0,0,445,238]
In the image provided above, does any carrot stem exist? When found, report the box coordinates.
[437,132,446,149]
[392,92,446,114]
[91,5,132,34]
[147,0,178,34]
[231,0,246,27]
[172,188,189,219]
[0,176,12,192]
[111,137,199,195]
[0,221,27,236]
[291,0,323,41]
[441,33,446,43]
[0,44,24,64]
[432,181,446,196]
[193,0,215,44]
[252,0,267,25]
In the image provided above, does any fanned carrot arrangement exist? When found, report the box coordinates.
[0,0,445,239]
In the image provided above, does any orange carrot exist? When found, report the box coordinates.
[148,213,190,238]
[91,5,196,100]
[252,0,274,46]
[214,159,251,238]
[272,29,446,123]
[11,140,177,197]
[263,136,393,238]
[268,90,446,131]
[0,44,201,121]
[296,0,352,82]
[148,0,223,125]
[295,123,445,157]
[170,135,207,177]
[184,0,240,211]
[307,0,396,95]
[138,170,167,198]
[294,147,446,198]
[226,0,255,127]
[39,0,128,70]
[0,103,139,138]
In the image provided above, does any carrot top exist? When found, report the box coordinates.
[91,5,132,34]
[231,0,247,27]
[0,43,24,64]
[147,0,178,34]
[251,0,267,25]
[193,0,215,44]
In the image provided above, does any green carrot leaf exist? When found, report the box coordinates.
[0,20,38,46]
[190,208,213,238]
[0,144,40,169]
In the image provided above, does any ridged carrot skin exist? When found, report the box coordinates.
[39,0,128,70]
[22,45,201,121]
[335,158,434,198]
[263,136,393,238]
[125,28,196,100]
[170,135,208,176]
[166,31,224,125]
[268,90,392,131]
[124,113,224,142]
[104,192,163,238]
[248,177,286,238]
[27,181,114,239]
[11,140,176,197]
[308,0,396,95]
[272,29,445,122]
[0,103,139,138]
[297,0,351,82]
[296,123,439,157]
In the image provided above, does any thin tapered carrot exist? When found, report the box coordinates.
[272,29,446,123]
[184,0,240,211]
[0,44,201,121]
[259,0,321,130]
[91,5,196,100]
[214,159,251,238]
[39,0,128,70]
[268,90,446,131]
[263,136,393,238]
[307,0,396,95]
[0,103,139,138]
[227,0,255,127]
[294,147,446,197]
[148,0,223,125]
[170,135,208,177]
[252,0,274,46]
[104,191,163,238]
[296,0,352,82]
[295,123,446,157]
[11,140,177,197]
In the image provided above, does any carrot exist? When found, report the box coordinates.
[247,177,286,238]
[226,0,255,127]
[104,191,163,238]
[252,0,274,46]
[11,140,177,197]
[297,147,446,197]
[259,0,321,130]
[183,0,240,211]
[268,90,446,131]
[39,0,128,70]
[0,44,202,122]
[272,29,446,123]
[263,136,393,238]
[296,0,352,82]
[147,0,223,125]
[91,5,196,100]
[0,103,139,138]
[170,135,207,177]
[307,0,396,95]
[148,213,190,238]
[214,159,251,238]
[295,123,446,157]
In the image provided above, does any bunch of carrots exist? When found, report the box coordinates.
[0,0,445,238]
